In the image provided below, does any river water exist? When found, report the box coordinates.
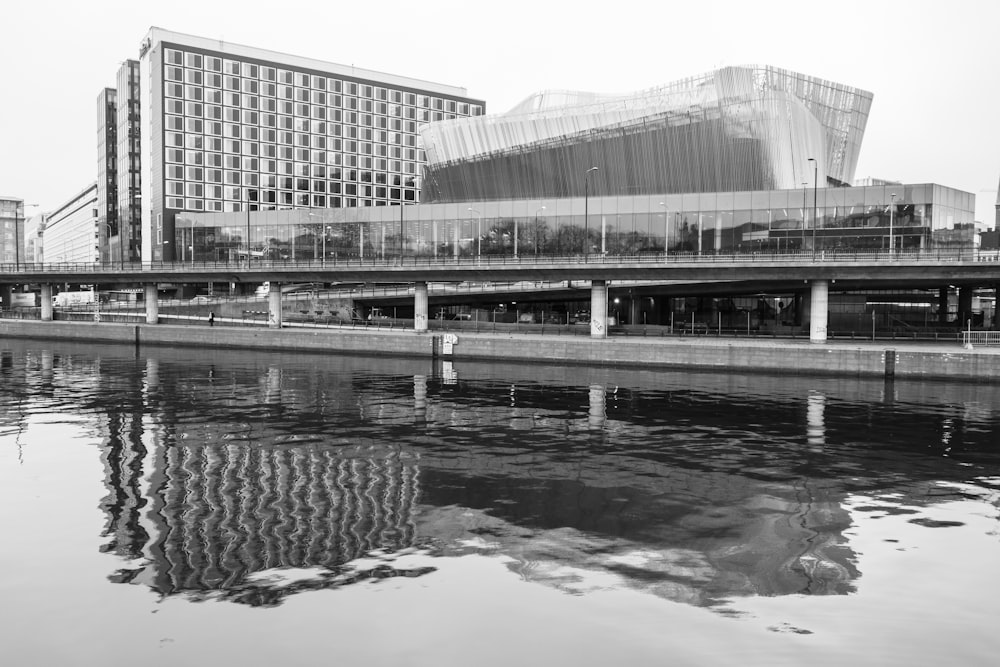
[1,339,998,666]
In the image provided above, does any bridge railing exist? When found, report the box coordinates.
[2,247,999,275]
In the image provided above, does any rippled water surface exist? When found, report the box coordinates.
[1,340,999,666]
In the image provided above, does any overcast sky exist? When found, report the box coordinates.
[2,0,997,223]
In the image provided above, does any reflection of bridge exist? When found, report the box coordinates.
[3,249,999,342]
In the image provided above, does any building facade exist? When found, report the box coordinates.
[0,197,25,266]
[97,88,118,264]
[177,182,975,262]
[136,27,485,262]
[117,60,142,264]
[420,65,872,203]
[43,184,99,263]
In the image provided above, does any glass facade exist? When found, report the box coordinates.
[176,183,975,261]
[140,29,484,261]
[116,60,142,262]
[96,88,117,263]
[421,65,872,202]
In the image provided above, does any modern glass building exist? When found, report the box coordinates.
[176,182,975,262]
[96,88,118,264]
[117,59,142,263]
[420,65,872,202]
[136,28,485,262]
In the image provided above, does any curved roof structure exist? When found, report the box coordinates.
[420,65,872,202]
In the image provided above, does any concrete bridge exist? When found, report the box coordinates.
[2,249,999,343]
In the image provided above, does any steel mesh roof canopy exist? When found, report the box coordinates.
[420,65,872,202]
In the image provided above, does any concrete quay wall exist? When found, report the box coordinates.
[1,320,996,381]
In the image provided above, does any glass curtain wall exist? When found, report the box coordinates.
[176,184,975,261]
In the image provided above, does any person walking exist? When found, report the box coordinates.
[209,311,215,327]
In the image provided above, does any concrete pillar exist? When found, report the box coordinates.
[268,285,282,329]
[938,287,950,324]
[588,384,606,430]
[809,279,829,344]
[144,284,159,324]
[414,281,428,333]
[958,286,974,329]
[590,280,608,339]
[40,284,53,321]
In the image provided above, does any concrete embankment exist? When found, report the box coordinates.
[2,319,997,382]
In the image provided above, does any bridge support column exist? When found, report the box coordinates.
[268,285,282,329]
[40,284,53,321]
[958,286,974,329]
[590,280,608,339]
[414,281,428,333]
[144,284,159,324]
[809,280,829,344]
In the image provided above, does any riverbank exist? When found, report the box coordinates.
[2,319,997,382]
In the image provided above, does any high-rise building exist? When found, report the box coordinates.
[116,60,142,263]
[0,197,25,265]
[96,88,118,263]
[135,27,485,261]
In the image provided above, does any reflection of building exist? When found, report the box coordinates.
[420,65,872,201]
[105,433,422,604]
[133,27,484,261]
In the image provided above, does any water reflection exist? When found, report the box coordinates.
[1,341,999,611]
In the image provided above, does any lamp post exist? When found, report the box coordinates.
[807,158,818,258]
[534,206,545,255]
[584,166,598,257]
[245,189,252,269]
[889,192,897,252]
[399,202,405,263]
[801,182,808,252]
[659,201,669,258]
[468,208,481,258]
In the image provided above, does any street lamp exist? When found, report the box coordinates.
[399,202,405,262]
[468,207,481,258]
[584,167,598,257]
[245,189,252,269]
[659,201,669,257]
[807,158,818,258]
[534,206,546,255]
[889,192,897,252]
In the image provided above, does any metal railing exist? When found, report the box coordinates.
[2,247,999,276]
[962,331,1000,347]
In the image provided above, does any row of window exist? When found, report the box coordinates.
[164,72,473,116]
[163,95,451,127]
[165,125,419,147]
[166,164,414,184]
[163,147,422,168]
[168,182,412,199]
[166,194,414,211]
[163,49,482,114]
